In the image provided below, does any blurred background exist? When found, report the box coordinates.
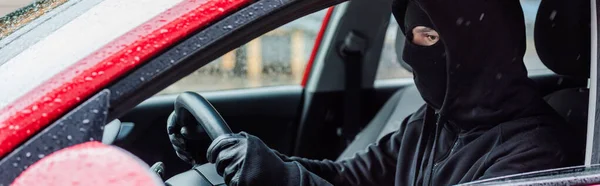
[1,0,547,95]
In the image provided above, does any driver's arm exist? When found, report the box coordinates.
[273,116,409,186]
[207,115,410,186]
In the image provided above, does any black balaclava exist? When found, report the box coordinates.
[402,2,447,109]
[392,0,553,129]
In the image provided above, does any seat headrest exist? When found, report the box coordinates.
[535,0,591,78]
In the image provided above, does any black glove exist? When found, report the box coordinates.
[207,132,333,186]
[167,112,210,164]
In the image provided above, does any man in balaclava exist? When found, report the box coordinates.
[167,0,579,185]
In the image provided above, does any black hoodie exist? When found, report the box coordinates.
[203,0,579,185]
[273,0,578,185]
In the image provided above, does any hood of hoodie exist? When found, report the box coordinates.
[392,0,553,129]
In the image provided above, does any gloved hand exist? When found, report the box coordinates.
[207,132,333,186]
[167,112,210,164]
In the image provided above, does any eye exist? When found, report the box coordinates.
[411,26,440,46]
[427,35,438,41]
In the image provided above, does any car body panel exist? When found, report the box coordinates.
[0,0,250,158]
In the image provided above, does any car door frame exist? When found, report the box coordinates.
[0,0,346,183]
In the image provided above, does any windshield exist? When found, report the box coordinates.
[0,0,70,39]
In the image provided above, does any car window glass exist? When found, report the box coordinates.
[157,9,328,95]
[375,0,547,81]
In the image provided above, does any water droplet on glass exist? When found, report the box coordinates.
[557,77,564,85]
[67,135,73,140]
[25,152,31,157]
[456,17,464,25]
[479,13,485,21]
[549,10,557,20]
[82,119,90,124]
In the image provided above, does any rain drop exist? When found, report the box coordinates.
[134,56,141,61]
[479,13,485,21]
[576,54,581,60]
[79,128,86,132]
[496,73,503,79]
[218,8,225,12]
[82,119,90,124]
[12,163,17,167]
[67,135,73,140]
[85,77,93,81]
[557,77,564,85]
[549,10,557,21]
[52,135,58,139]
[25,152,31,157]
[465,21,471,26]
[456,17,464,25]
[38,154,45,159]
[140,77,146,81]
[92,109,99,113]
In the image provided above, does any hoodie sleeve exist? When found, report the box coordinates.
[275,118,409,186]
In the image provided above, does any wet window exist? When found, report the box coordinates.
[158,9,327,94]
[375,0,547,80]
[0,0,70,39]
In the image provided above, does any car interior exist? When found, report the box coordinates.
[96,0,592,183]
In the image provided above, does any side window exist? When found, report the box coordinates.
[158,10,327,95]
[375,0,546,81]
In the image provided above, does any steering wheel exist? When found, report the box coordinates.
[165,92,230,186]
